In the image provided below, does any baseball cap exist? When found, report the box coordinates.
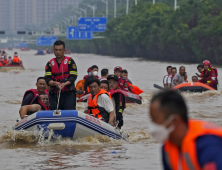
[107,74,118,82]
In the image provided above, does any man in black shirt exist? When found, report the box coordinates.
[107,75,126,129]
[45,40,78,110]
[21,77,47,106]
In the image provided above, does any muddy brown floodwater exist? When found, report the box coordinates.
[0,50,222,170]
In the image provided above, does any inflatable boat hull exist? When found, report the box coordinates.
[173,82,215,92]
[0,65,25,72]
[14,110,123,140]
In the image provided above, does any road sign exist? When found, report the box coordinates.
[36,36,57,46]
[78,17,107,32]
[66,26,93,40]
[19,43,28,47]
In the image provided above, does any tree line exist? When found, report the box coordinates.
[59,0,222,64]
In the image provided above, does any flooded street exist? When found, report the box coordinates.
[0,50,222,169]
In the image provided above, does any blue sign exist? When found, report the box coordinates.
[78,17,107,32]
[36,36,57,46]
[19,43,28,48]
[66,26,93,40]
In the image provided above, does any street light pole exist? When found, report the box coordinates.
[135,0,137,5]
[153,0,155,4]
[126,0,129,14]
[114,0,116,18]
[80,8,87,17]
[101,0,108,18]
[85,4,96,17]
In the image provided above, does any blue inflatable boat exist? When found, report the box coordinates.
[14,110,127,140]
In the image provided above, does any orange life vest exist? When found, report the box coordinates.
[127,82,143,95]
[3,59,8,65]
[12,56,19,63]
[164,120,222,170]
[75,79,85,98]
[87,89,112,122]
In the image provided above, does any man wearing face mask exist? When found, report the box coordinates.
[84,65,99,94]
[149,90,222,170]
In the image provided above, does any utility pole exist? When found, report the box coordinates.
[153,0,155,4]
[135,0,137,5]
[114,0,116,18]
[80,8,87,17]
[101,0,108,18]
[126,0,129,14]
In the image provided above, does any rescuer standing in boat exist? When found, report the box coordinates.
[45,40,78,110]
[198,60,218,90]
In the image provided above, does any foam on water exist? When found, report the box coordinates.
[5,100,22,104]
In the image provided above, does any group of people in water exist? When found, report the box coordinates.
[163,60,218,90]
[19,40,143,129]
[0,51,22,66]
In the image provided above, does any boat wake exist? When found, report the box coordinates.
[0,129,151,147]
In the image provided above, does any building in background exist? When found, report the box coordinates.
[0,0,79,31]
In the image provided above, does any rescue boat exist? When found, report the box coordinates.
[172,82,215,92]
[14,110,128,140]
[0,64,25,72]
[78,90,142,104]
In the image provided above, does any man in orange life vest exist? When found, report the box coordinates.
[149,90,222,170]
[45,40,78,110]
[3,55,8,65]
[12,52,20,65]
[19,93,49,119]
[198,60,218,90]
[107,75,126,129]
[84,79,115,126]
[21,77,47,106]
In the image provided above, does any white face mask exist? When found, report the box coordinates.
[93,71,98,76]
[149,115,175,143]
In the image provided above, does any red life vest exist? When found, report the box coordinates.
[109,88,126,110]
[30,95,49,111]
[109,89,126,107]
[198,66,218,89]
[22,89,48,104]
[50,56,72,92]
[118,77,129,91]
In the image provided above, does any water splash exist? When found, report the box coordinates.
[0,129,150,148]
